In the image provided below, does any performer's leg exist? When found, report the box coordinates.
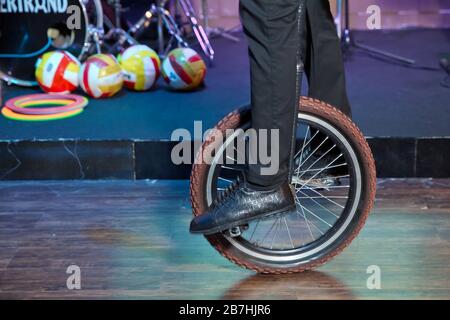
[240,0,304,186]
[190,0,306,234]
[304,0,352,116]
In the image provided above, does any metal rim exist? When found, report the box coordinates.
[205,112,362,263]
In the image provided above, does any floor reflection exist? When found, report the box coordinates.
[222,271,354,300]
[1,179,448,299]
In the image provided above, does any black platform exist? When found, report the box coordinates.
[1,28,449,180]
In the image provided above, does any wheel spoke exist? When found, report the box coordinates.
[295,143,336,179]
[226,155,236,163]
[300,185,346,209]
[249,219,260,243]
[297,125,310,165]
[283,217,295,249]
[259,218,278,246]
[296,205,316,240]
[296,206,324,236]
[294,185,350,192]
[270,218,281,249]
[330,174,350,180]
[297,190,339,218]
[218,177,233,184]
[221,165,243,172]
[296,200,332,227]
[296,136,330,173]
[296,163,348,174]
[297,154,344,192]
[296,196,349,199]
[293,126,316,160]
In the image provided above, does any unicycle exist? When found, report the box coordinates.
[190,97,376,274]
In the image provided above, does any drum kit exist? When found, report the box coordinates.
[0,0,217,87]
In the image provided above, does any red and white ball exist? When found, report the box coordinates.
[79,54,124,98]
[118,45,161,91]
[35,50,80,94]
[161,48,206,91]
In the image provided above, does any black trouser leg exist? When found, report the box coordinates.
[304,0,351,117]
[240,0,305,187]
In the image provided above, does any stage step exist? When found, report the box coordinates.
[0,138,448,180]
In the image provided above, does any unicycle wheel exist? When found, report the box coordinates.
[190,97,376,274]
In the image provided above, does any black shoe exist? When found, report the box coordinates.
[189,178,296,235]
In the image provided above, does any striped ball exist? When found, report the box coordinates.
[35,50,80,94]
[161,48,206,90]
[79,54,123,98]
[118,45,161,91]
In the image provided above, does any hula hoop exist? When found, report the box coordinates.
[5,94,88,115]
[1,105,84,122]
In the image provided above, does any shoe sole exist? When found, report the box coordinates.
[190,204,297,236]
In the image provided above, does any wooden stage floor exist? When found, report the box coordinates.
[0,179,448,300]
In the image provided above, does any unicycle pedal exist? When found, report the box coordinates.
[224,224,249,238]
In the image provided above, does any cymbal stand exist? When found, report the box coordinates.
[201,0,240,42]
[339,0,415,65]
[119,0,214,62]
